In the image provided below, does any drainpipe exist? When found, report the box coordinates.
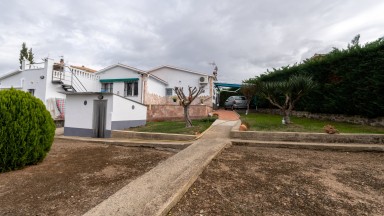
[141,73,146,104]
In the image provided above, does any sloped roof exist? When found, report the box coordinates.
[70,65,97,73]
[147,65,213,77]
[148,73,168,85]
[96,63,146,74]
[0,69,22,80]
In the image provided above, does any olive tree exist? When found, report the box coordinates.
[258,75,316,124]
[239,83,258,115]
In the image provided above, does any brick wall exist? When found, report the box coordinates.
[147,104,213,121]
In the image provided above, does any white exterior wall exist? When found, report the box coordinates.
[68,68,100,92]
[64,93,147,137]
[147,76,167,96]
[44,59,67,101]
[111,95,147,122]
[149,67,210,96]
[97,66,143,103]
[0,59,66,103]
[64,94,103,130]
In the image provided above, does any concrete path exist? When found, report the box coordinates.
[83,119,239,216]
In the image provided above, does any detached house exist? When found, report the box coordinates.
[0,57,218,137]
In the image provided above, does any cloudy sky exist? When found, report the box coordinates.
[0,0,383,83]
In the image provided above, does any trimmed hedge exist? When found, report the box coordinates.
[248,37,384,118]
[0,88,55,172]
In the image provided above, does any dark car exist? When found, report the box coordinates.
[224,96,248,110]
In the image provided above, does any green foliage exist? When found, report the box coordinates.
[27,48,35,64]
[241,113,384,134]
[199,115,218,123]
[19,42,28,69]
[127,118,215,135]
[246,36,384,118]
[0,88,55,172]
[18,42,35,69]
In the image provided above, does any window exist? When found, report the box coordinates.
[165,88,173,96]
[27,89,35,96]
[101,83,113,93]
[124,81,138,97]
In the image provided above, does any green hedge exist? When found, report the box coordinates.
[0,88,55,172]
[248,37,384,118]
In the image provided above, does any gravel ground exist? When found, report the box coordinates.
[0,139,174,216]
[169,146,384,216]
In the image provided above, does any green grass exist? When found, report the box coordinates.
[241,113,384,134]
[127,117,217,135]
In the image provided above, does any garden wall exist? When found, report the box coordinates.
[147,104,213,121]
[257,109,384,127]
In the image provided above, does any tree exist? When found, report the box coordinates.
[18,42,35,69]
[258,75,316,124]
[19,42,28,69]
[239,83,257,115]
[27,48,34,64]
[174,86,205,127]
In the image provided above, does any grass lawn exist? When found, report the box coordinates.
[241,113,384,134]
[127,117,216,135]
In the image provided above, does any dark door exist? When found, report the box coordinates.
[93,100,107,138]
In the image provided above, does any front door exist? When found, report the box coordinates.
[93,100,107,138]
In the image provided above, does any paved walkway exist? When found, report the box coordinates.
[83,118,240,216]
[212,109,240,121]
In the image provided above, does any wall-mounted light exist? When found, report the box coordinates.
[132,105,135,110]
[98,95,104,100]
[84,100,87,105]
[40,75,45,79]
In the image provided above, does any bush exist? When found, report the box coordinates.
[0,88,55,172]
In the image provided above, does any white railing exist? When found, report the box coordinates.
[52,70,65,79]
[70,68,100,80]
[26,62,45,69]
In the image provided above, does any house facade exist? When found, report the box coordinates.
[0,58,217,123]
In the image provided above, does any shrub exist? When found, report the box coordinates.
[199,115,218,123]
[0,88,55,172]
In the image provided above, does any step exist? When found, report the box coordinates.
[231,139,384,152]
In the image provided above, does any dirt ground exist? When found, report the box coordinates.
[169,146,384,216]
[0,139,174,216]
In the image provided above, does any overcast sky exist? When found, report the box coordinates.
[1,0,383,83]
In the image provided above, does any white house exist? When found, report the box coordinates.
[0,58,100,119]
[94,64,216,107]
[0,57,218,135]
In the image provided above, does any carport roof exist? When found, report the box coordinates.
[214,82,242,88]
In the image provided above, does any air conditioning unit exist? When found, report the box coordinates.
[199,76,208,84]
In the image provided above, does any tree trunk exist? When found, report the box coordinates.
[184,105,192,127]
[283,110,291,124]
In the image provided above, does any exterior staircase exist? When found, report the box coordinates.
[52,66,97,92]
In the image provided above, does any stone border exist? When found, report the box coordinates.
[112,130,197,141]
[231,127,384,144]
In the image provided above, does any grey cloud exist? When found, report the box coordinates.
[1,0,384,82]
